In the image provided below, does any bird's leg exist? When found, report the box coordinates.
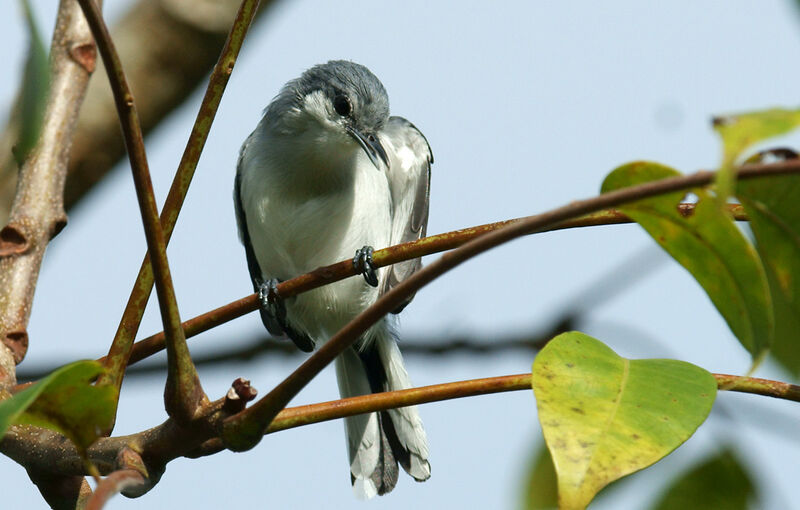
[257,278,287,323]
[353,245,379,287]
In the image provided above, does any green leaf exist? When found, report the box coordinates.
[737,172,800,375]
[0,361,117,458]
[650,449,755,510]
[521,444,558,510]
[14,0,50,166]
[601,161,773,359]
[532,332,717,510]
[712,108,800,204]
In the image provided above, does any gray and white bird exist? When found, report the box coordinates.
[234,61,432,498]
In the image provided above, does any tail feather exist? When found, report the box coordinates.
[336,348,398,498]
[335,332,430,499]
[376,338,431,481]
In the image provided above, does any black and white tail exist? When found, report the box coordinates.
[335,333,430,499]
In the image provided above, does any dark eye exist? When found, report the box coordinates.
[333,94,352,117]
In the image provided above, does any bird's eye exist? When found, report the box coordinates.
[333,94,352,117]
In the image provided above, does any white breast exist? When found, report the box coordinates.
[239,130,392,340]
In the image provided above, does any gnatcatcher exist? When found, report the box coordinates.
[234,60,432,498]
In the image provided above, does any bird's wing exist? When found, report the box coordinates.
[234,133,267,291]
[235,134,315,351]
[379,116,432,313]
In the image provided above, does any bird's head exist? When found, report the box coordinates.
[264,60,390,170]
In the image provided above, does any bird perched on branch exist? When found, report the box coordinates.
[234,60,432,498]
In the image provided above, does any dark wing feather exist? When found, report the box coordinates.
[235,135,315,352]
[379,117,432,313]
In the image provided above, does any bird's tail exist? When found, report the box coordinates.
[335,331,430,499]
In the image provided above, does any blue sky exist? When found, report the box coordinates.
[2,1,800,508]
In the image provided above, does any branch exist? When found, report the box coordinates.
[172,370,800,459]
[99,0,261,397]
[85,470,144,510]
[220,161,798,451]
[0,0,98,393]
[0,0,278,226]
[75,0,205,422]
[85,447,147,510]
[268,372,800,433]
[4,367,798,495]
[121,202,746,367]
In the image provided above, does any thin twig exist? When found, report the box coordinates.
[121,202,746,367]
[220,161,800,451]
[85,470,145,510]
[267,372,800,433]
[183,369,800,457]
[76,0,206,421]
[99,0,261,397]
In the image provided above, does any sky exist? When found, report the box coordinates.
[2,1,800,509]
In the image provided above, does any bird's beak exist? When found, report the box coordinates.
[347,126,389,170]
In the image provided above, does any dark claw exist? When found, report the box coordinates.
[353,245,379,287]
[258,278,287,324]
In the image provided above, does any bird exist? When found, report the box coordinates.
[234,60,432,498]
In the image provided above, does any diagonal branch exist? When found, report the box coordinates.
[219,161,798,451]
[75,0,205,422]
[98,0,262,397]
[123,203,746,367]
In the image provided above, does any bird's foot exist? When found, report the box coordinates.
[257,278,287,323]
[353,245,379,287]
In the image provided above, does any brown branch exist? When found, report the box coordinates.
[4,366,799,497]
[27,470,92,510]
[220,161,797,451]
[168,369,800,459]
[269,372,800,433]
[75,0,205,422]
[121,202,747,367]
[85,448,148,510]
[268,373,533,433]
[99,0,262,399]
[0,0,98,393]
[0,0,278,227]
[85,470,145,510]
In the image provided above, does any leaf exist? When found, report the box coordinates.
[601,161,773,360]
[737,172,800,375]
[15,0,50,166]
[522,444,558,510]
[532,332,717,510]
[712,108,800,204]
[650,449,755,510]
[0,361,117,458]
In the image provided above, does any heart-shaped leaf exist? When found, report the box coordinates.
[532,332,717,509]
[602,162,773,360]
[0,361,117,460]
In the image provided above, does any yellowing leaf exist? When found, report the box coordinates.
[0,361,117,460]
[532,332,717,510]
[522,444,558,510]
[713,108,800,204]
[602,162,773,360]
[737,171,800,375]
